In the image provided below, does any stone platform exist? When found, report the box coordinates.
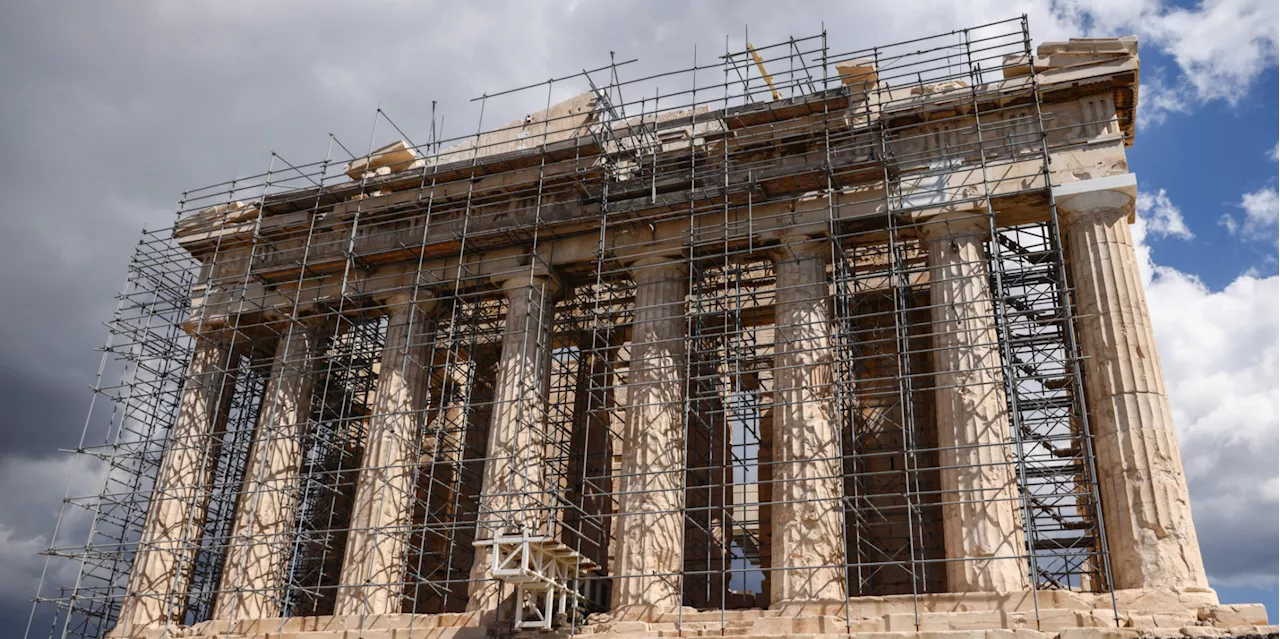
[119,590,1274,639]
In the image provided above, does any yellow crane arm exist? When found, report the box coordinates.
[747,43,782,101]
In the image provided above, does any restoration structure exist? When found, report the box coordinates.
[27,17,1274,639]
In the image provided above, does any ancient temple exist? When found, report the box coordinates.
[29,18,1272,639]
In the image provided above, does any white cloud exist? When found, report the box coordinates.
[1133,194,1280,587]
[1220,186,1279,241]
[1136,71,1191,129]
[1137,188,1194,239]
[1241,187,1280,222]
[1071,0,1279,106]
[1139,0,1279,104]
[1219,214,1240,235]
[1218,186,1280,245]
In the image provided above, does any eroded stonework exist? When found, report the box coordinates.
[84,29,1272,639]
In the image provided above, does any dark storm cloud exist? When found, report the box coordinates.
[0,0,1051,457]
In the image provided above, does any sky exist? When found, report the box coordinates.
[0,0,1276,633]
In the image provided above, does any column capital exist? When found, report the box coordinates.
[771,234,831,261]
[625,254,688,281]
[1053,174,1138,227]
[188,329,233,347]
[376,288,439,316]
[491,270,564,300]
[1056,188,1135,228]
[914,208,991,241]
[262,308,331,331]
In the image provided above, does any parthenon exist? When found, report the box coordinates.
[29,17,1274,639]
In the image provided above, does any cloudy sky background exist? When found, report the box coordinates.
[1,0,1276,633]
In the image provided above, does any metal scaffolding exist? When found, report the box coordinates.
[27,15,1124,639]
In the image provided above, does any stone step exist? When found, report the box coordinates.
[141,620,1280,639]
[655,611,767,624]
[674,621,756,629]
[130,600,1275,639]
[574,631,1267,639]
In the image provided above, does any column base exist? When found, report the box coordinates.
[583,590,1267,639]
[116,610,486,639]
[107,590,1274,639]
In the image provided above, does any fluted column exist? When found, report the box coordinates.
[116,335,235,633]
[1057,188,1208,591]
[919,211,1027,593]
[335,291,439,616]
[466,273,559,611]
[214,318,323,621]
[769,236,847,604]
[611,256,688,617]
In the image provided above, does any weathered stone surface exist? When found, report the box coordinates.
[105,32,1276,639]
[115,336,235,633]
[1057,185,1208,592]
[335,292,439,616]
[135,593,1279,638]
[611,256,688,617]
[1200,604,1271,628]
[467,272,560,610]
[215,319,324,621]
[770,236,846,605]
[345,139,423,180]
[919,210,1027,593]
[436,92,599,164]
[1056,629,1140,639]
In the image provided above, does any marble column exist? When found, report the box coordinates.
[611,256,688,617]
[919,211,1027,593]
[334,292,438,616]
[117,335,235,632]
[1057,187,1208,591]
[214,318,323,621]
[466,273,559,611]
[769,236,847,604]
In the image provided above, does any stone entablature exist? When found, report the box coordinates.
[173,39,1136,334]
